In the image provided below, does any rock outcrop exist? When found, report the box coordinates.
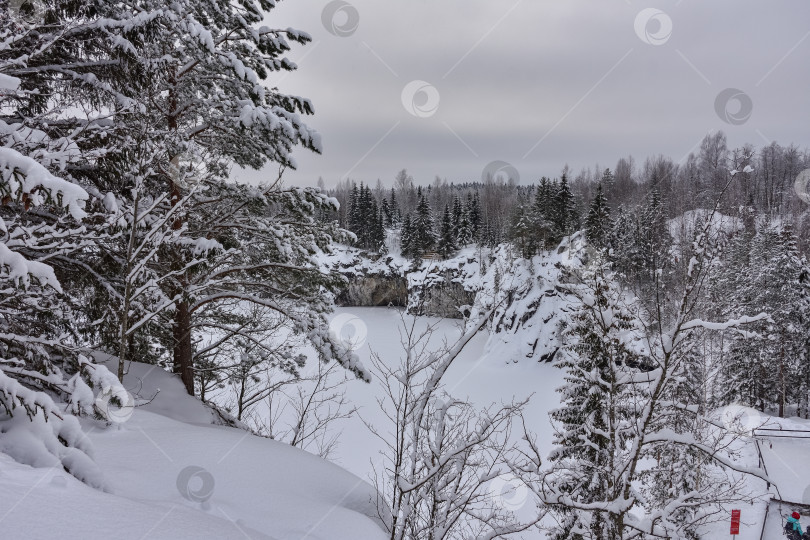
[337,275,407,307]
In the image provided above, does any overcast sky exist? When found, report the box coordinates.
[234,1,810,188]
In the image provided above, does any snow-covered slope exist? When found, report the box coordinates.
[467,235,590,365]
[0,359,386,540]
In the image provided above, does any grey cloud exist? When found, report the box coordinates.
[234,0,810,188]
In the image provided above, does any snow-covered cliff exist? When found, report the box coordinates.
[324,233,593,364]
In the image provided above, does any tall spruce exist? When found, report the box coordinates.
[585,183,612,248]
[437,204,457,259]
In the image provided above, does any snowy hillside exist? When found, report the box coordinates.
[0,359,386,540]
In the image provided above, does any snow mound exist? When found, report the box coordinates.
[0,358,386,540]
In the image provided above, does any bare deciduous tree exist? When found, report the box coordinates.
[367,310,541,540]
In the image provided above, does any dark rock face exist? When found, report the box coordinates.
[336,275,408,307]
[409,279,476,319]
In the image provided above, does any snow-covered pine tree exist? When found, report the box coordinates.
[74,0,360,393]
[178,181,368,385]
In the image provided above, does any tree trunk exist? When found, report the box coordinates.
[779,338,787,418]
[173,299,194,395]
[167,72,194,395]
[117,193,139,382]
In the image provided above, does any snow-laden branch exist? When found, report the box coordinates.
[681,312,771,331]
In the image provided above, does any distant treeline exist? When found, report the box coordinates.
[318,131,810,259]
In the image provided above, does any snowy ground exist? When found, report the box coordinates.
[0,307,562,540]
[0,360,386,540]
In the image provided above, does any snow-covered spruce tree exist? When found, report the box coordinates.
[519,184,771,539]
[411,192,437,260]
[348,183,361,235]
[601,168,615,193]
[0,0,130,485]
[466,192,482,242]
[544,256,638,539]
[0,0,133,364]
[607,206,642,279]
[552,173,577,238]
[708,227,763,409]
[640,343,707,540]
[0,149,126,487]
[437,203,456,259]
[388,187,401,227]
[508,203,536,258]
[584,183,611,248]
[348,182,384,251]
[636,189,671,281]
[532,177,556,250]
[401,213,414,258]
[606,191,671,297]
[451,196,463,238]
[456,202,473,248]
[382,196,393,229]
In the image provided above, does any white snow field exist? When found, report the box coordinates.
[0,358,386,540]
[326,307,566,481]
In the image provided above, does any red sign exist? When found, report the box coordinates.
[730,509,741,535]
